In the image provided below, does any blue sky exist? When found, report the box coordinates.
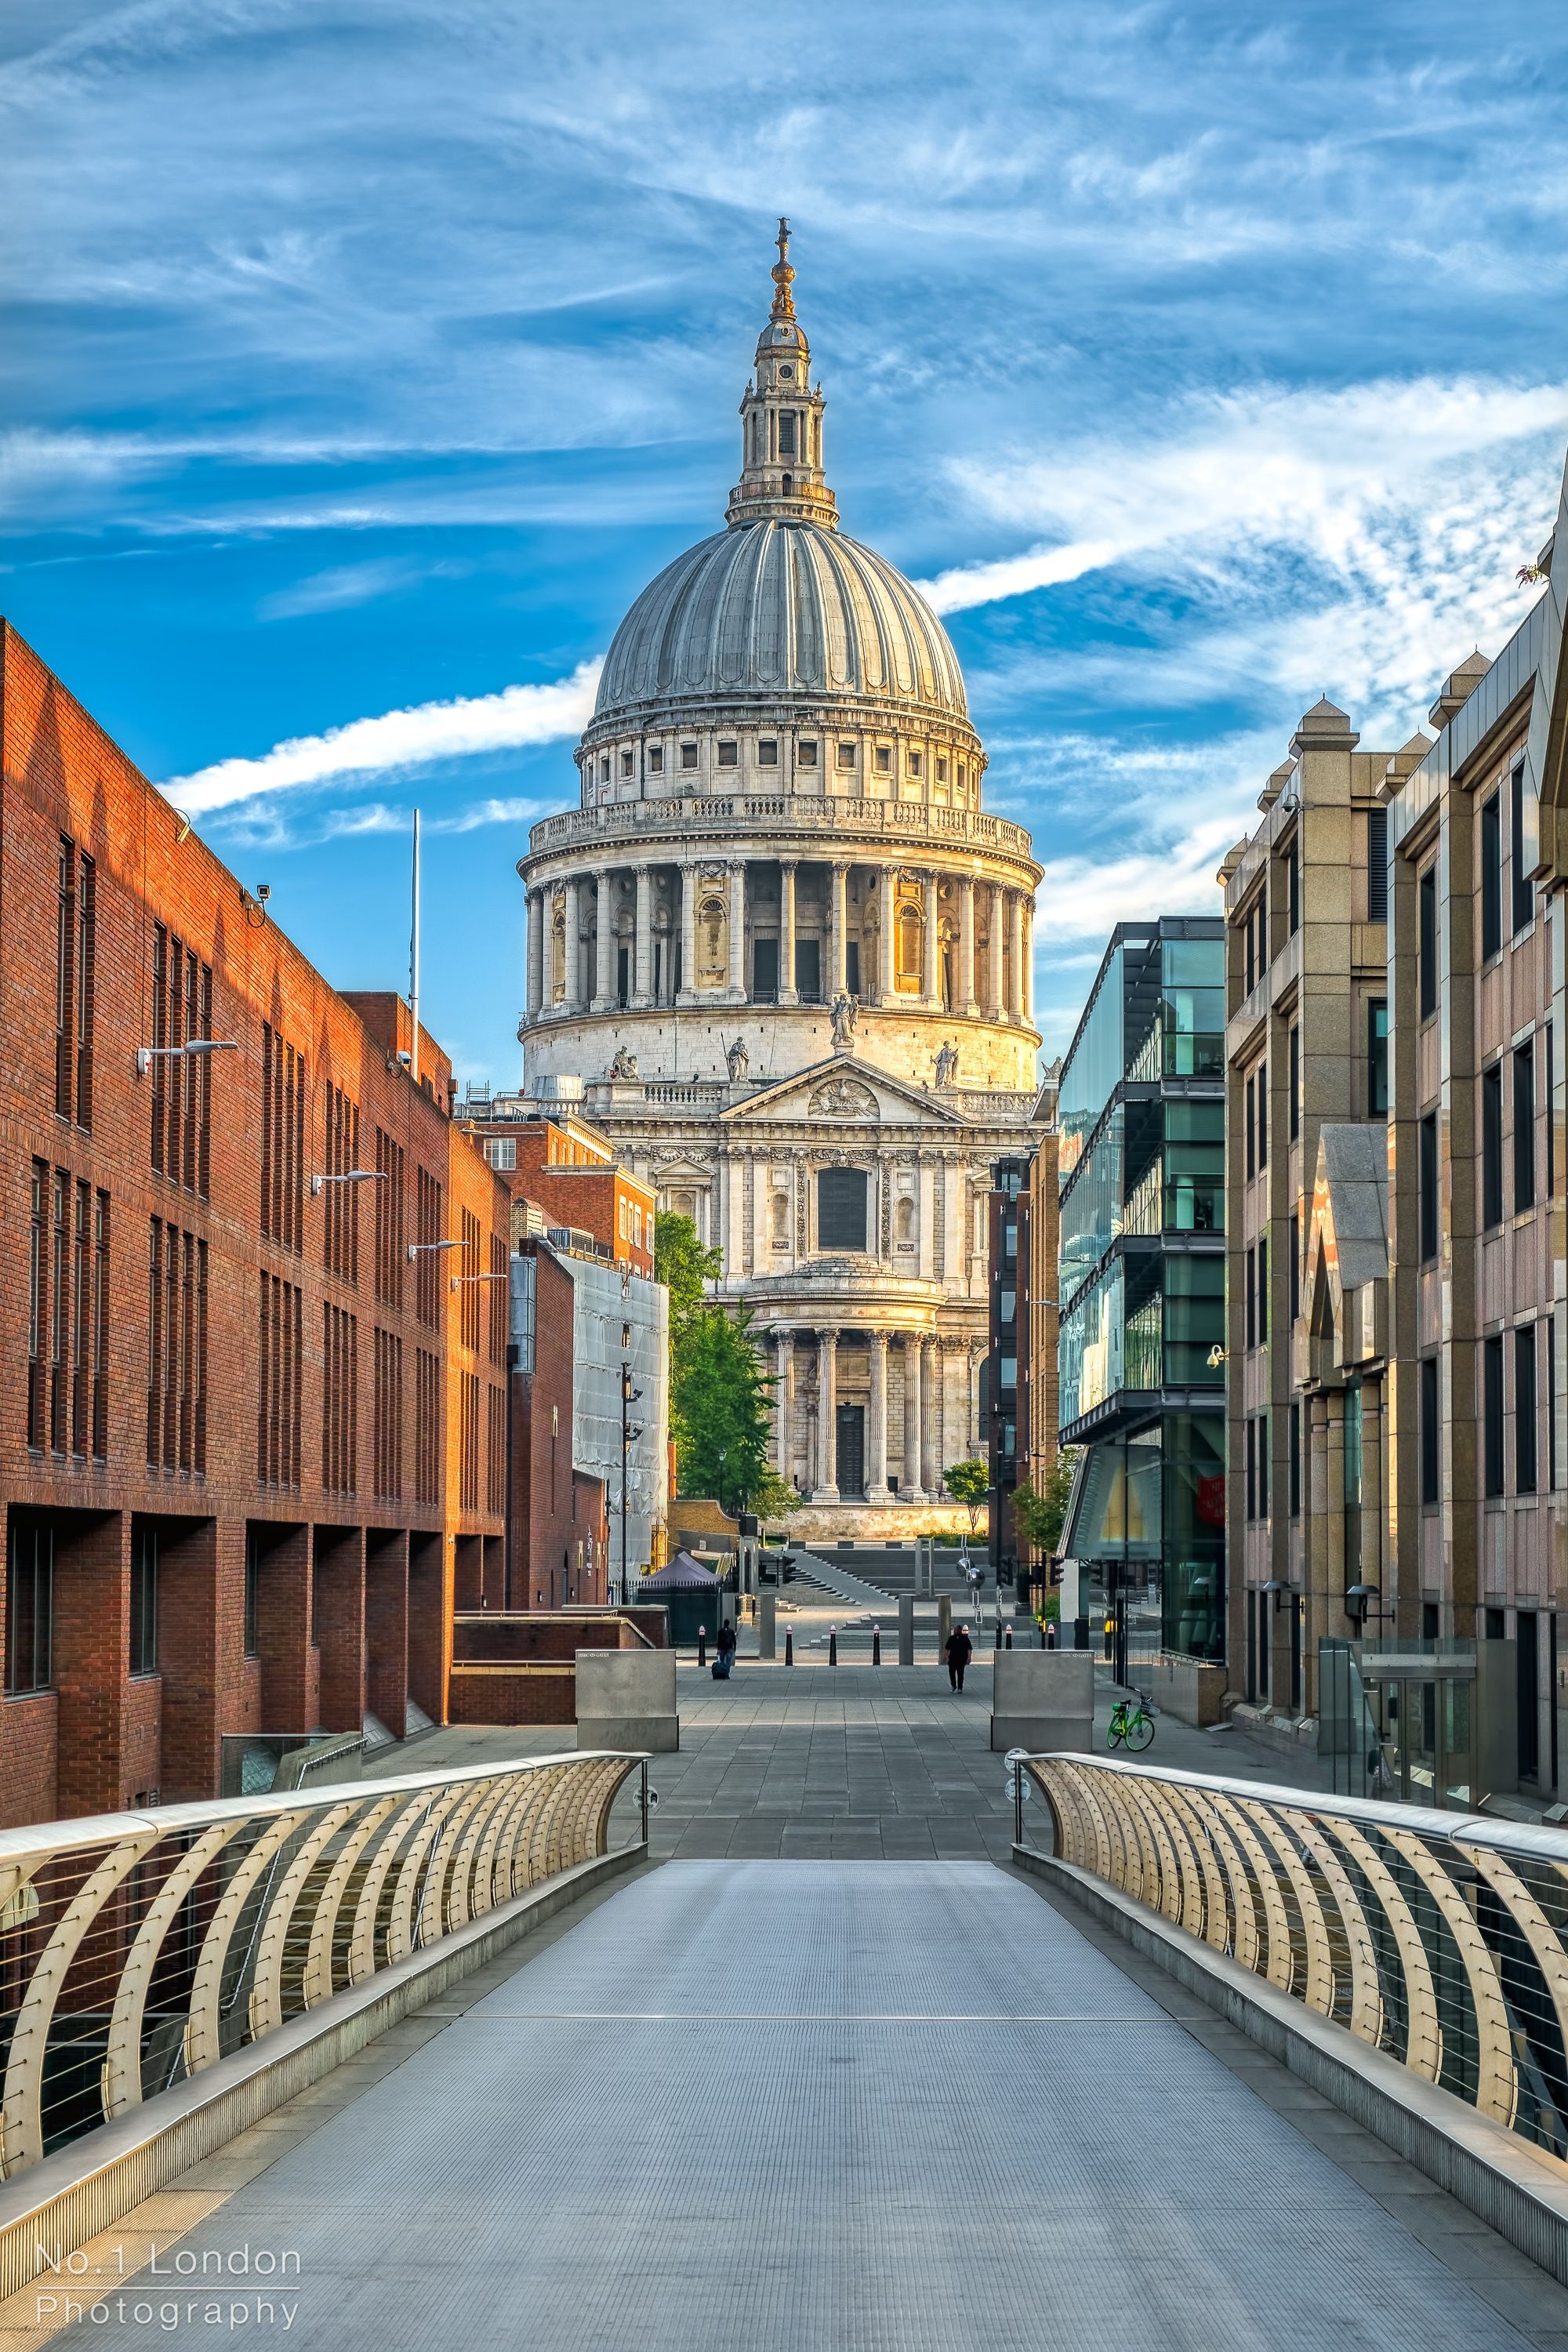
[3,0,1566,1082]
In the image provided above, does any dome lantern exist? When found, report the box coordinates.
[726,220,838,532]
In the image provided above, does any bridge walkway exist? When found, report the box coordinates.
[24,1857,1568,2350]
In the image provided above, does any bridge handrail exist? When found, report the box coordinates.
[0,1749,641,2186]
[1025,1751,1568,2162]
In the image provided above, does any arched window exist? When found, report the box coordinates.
[897,902,923,989]
[697,895,728,988]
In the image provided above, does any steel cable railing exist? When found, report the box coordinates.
[0,1749,641,2187]
[1026,1753,1568,2159]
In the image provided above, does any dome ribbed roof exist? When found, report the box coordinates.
[593,519,969,724]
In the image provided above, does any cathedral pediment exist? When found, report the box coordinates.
[720,1056,969,1129]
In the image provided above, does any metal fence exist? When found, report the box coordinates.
[1027,1753,1568,2158]
[0,1750,641,2185]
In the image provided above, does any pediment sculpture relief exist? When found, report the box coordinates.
[807,1075,880,1120]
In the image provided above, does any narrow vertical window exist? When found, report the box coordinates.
[1418,866,1438,1018]
[1480,790,1501,960]
[1482,1064,1504,1228]
[1287,837,1300,936]
[1245,1245,1256,1350]
[5,1521,53,1695]
[1516,1323,1538,1495]
[1548,1024,1556,1198]
[1550,1316,1559,1493]
[1512,763,1533,935]
[1368,999,1388,1117]
[1419,1113,1439,1262]
[1258,1233,1269,1345]
[1420,1355,1440,1503]
[1257,1060,1268,1169]
[130,1525,158,1677]
[1484,1334,1505,1497]
[75,853,95,1129]
[1367,807,1388,921]
[55,839,75,1121]
[1288,1024,1301,1139]
[1288,1401,1301,1516]
[27,1159,47,1449]
[1289,1210,1300,1324]
[1244,1074,1255,1181]
[245,1529,262,1659]
[1514,1040,1536,1213]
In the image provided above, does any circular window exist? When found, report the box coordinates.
[779,365,794,382]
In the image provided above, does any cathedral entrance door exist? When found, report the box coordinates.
[836,1403,866,1500]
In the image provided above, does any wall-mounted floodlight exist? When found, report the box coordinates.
[136,1040,240,1079]
[311,1170,387,1198]
[451,1272,509,1293]
[408,1239,465,1263]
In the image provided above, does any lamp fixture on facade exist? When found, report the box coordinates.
[407,1239,464,1262]
[451,1272,509,1292]
[310,1170,387,1197]
[135,1040,240,1079]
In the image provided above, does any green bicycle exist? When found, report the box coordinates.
[1107,1690,1156,1752]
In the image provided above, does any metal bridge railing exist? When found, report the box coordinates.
[1027,1753,1568,2160]
[0,1750,642,2187]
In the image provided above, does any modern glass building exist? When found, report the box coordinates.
[1057,920,1227,1672]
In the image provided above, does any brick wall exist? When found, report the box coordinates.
[0,619,511,1823]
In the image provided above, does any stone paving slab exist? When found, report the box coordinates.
[44,1861,1551,2351]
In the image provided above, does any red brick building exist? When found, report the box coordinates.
[505,1242,609,1612]
[456,1097,656,1275]
[0,621,512,1825]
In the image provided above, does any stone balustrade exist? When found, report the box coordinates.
[526,791,1035,863]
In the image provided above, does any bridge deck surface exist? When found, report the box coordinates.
[41,1858,1567,2350]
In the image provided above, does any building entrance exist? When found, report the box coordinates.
[835,1403,866,1499]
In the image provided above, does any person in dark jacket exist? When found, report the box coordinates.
[714,1621,737,1679]
[945,1624,973,1693]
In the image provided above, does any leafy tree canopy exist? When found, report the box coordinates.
[750,1468,802,1522]
[942,1459,989,1530]
[655,1212,722,1343]
[673,1306,774,1518]
[1011,1452,1078,1555]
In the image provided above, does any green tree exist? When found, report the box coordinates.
[942,1458,989,1532]
[1011,1451,1077,1556]
[750,1468,802,1523]
[655,1212,724,1456]
[673,1307,775,1516]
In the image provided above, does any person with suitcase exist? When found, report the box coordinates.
[713,1620,737,1680]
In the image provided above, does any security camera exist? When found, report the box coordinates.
[256,883,270,903]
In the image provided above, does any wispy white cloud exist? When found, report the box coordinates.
[258,557,443,620]
[165,661,600,816]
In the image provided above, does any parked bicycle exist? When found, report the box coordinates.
[1107,1690,1156,1752]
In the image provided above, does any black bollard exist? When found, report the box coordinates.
[1005,1624,1014,1650]
[829,1624,838,1667]
[993,1621,1002,1650]
[698,1624,707,1668]
[872,1622,881,1666]
[785,1628,794,1667]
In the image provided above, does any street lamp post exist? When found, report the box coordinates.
[620,1356,644,1607]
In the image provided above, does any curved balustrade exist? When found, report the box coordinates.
[0,1751,640,2184]
[526,793,1036,864]
[1027,1753,1568,2159]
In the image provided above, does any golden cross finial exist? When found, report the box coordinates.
[769,216,796,320]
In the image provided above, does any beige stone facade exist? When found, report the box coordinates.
[1223,443,1568,1796]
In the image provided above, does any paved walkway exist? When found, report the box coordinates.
[42,1860,1568,2350]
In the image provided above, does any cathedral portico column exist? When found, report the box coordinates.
[879,866,896,1003]
[779,861,798,1004]
[1011,889,1029,1022]
[677,862,699,1006]
[867,1332,891,1501]
[633,864,653,1007]
[919,1335,938,1497]
[525,888,544,1022]
[593,866,615,1011]
[775,1330,795,1476]
[814,1331,840,1503]
[829,862,849,997]
[957,877,976,1018]
[988,884,1005,1017]
[563,877,583,1011]
[902,1336,926,1502]
[921,872,940,1006]
[728,860,747,998]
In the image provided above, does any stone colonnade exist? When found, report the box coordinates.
[524,857,1034,1024]
[769,1327,983,1505]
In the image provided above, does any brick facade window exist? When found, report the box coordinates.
[56,839,95,1130]
[486,1382,506,1514]
[5,1519,53,1696]
[130,1524,159,1678]
[151,924,212,1194]
[374,1128,405,1307]
[414,1347,441,1504]
[257,1272,303,1487]
[29,1159,110,1460]
[373,1327,404,1501]
[459,1209,481,1351]
[323,1083,361,1283]
[415,1168,443,1327]
[488,1234,508,1363]
[459,1369,481,1510]
[260,1023,306,1251]
[321,1302,358,1494]
[147,1217,208,1475]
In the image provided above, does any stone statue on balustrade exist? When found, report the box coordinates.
[725,1035,750,1082]
[934,1039,960,1088]
[608,1044,640,1081]
[829,991,859,1052]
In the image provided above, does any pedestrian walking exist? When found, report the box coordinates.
[945,1623,973,1693]
[713,1620,737,1680]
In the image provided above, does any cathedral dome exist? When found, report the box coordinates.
[593,518,970,725]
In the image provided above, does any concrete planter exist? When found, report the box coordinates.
[990,1650,1094,1754]
[576,1647,680,1752]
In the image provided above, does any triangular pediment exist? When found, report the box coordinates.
[1303,1123,1389,1374]
[721,1054,969,1129]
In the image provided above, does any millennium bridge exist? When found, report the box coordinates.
[2,1664,1568,2350]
